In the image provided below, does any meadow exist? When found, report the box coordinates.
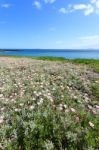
[0,57,99,150]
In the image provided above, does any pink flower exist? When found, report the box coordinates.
[96,105,99,111]
[92,110,97,115]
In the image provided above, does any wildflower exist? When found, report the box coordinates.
[19,103,24,106]
[63,104,67,109]
[0,116,4,124]
[38,92,42,95]
[47,93,51,96]
[92,109,97,115]
[34,91,37,94]
[37,102,41,105]
[89,121,94,128]
[15,108,20,112]
[0,94,3,98]
[88,105,92,110]
[65,109,69,113]
[32,98,35,101]
[1,107,5,111]
[84,97,89,101]
[40,85,43,88]
[50,98,54,103]
[29,105,34,110]
[70,108,76,112]
[52,87,55,91]
[96,105,99,111]
[75,116,80,122]
[73,96,77,99]
[0,143,3,150]
[61,95,64,98]
[67,86,69,90]
[39,98,43,104]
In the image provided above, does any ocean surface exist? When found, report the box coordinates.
[0,49,99,59]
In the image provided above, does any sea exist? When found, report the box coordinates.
[0,49,99,59]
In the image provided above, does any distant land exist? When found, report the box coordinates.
[0,49,99,51]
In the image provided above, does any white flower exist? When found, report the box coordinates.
[37,102,41,105]
[0,116,4,119]
[89,121,94,128]
[73,96,77,99]
[0,116,4,124]
[29,105,34,110]
[34,91,37,94]
[39,98,43,104]
[0,94,3,98]
[65,109,69,113]
[0,118,4,124]
[70,108,76,112]
[88,105,92,110]
[63,104,67,109]
[1,107,5,111]
[48,93,51,96]
[15,108,20,112]
[38,92,42,95]
[59,104,63,107]
[19,103,24,106]
[50,98,54,103]
[32,98,35,101]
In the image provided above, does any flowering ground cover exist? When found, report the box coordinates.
[0,57,99,150]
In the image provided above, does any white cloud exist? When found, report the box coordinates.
[1,4,12,8]
[79,35,99,48]
[33,1,42,9]
[73,4,87,10]
[84,4,94,15]
[59,8,67,14]
[59,0,99,16]
[44,0,56,4]
[80,35,99,40]
[91,0,99,8]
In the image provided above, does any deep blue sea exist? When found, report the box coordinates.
[0,49,99,59]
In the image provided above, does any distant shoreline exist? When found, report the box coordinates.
[0,49,99,52]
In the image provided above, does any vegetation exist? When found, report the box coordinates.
[0,57,99,150]
[0,55,99,72]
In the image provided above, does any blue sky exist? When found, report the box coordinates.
[0,0,99,49]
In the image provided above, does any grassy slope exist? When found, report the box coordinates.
[0,55,99,73]
[0,56,99,149]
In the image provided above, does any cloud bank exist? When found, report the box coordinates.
[59,0,99,16]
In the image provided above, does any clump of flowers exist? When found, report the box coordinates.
[0,57,99,149]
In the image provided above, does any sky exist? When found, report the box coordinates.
[0,0,99,49]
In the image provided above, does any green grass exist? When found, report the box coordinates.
[70,59,99,73]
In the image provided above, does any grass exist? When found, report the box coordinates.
[70,59,99,73]
[0,56,99,150]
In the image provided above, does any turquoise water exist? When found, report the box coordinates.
[0,49,99,59]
